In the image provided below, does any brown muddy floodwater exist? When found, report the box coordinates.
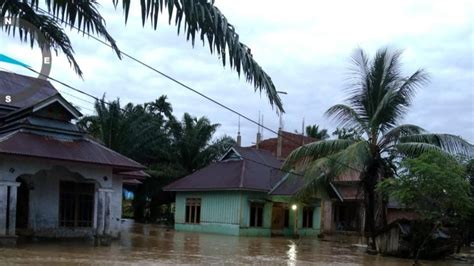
[0,220,472,265]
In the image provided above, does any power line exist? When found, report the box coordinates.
[22,8,363,175]
[0,65,300,177]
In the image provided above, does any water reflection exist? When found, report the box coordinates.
[287,240,297,265]
[0,219,470,265]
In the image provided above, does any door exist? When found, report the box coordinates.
[271,205,285,236]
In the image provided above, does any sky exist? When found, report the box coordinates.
[1,0,473,145]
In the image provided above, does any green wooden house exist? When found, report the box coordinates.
[164,146,321,237]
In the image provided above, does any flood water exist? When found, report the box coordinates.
[0,219,472,265]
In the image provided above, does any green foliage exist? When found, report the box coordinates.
[332,127,362,140]
[378,151,473,223]
[0,0,283,111]
[79,95,235,222]
[305,125,329,140]
[283,48,473,249]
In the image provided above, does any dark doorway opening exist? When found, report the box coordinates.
[16,178,30,230]
[334,201,361,231]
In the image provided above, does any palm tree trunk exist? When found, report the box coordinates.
[365,182,377,251]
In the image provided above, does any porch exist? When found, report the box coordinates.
[0,156,122,246]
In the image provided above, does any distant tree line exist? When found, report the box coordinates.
[78,95,235,222]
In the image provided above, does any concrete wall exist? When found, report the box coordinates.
[0,155,122,238]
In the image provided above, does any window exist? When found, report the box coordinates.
[59,181,94,227]
[250,203,264,227]
[302,207,314,228]
[185,198,201,224]
[284,208,290,228]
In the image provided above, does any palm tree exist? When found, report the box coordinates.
[283,48,473,251]
[171,113,221,173]
[305,125,330,140]
[0,0,283,111]
[77,96,172,164]
[145,95,174,120]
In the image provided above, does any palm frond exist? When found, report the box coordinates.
[290,141,370,201]
[0,0,84,75]
[397,69,429,107]
[113,0,283,111]
[370,88,405,132]
[283,139,355,171]
[396,142,443,157]
[41,0,120,56]
[325,104,368,135]
[379,124,425,148]
[400,134,474,156]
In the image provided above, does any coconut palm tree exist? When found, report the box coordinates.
[305,124,330,140]
[283,48,473,251]
[0,0,283,111]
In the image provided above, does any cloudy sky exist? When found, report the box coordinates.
[1,0,473,145]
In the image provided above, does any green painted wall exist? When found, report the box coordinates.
[174,191,321,237]
[239,192,272,237]
[175,191,273,236]
[175,191,241,224]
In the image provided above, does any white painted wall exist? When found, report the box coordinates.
[0,155,123,238]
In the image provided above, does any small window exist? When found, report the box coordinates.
[284,208,290,228]
[302,207,314,228]
[250,203,264,227]
[185,198,201,224]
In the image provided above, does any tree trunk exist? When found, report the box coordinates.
[365,183,377,251]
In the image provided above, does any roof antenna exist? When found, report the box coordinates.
[261,114,264,139]
[237,116,242,147]
[302,117,305,145]
[256,111,262,149]
[257,111,261,134]
[279,112,283,131]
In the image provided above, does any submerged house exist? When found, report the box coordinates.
[251,131,367,235]
[164,133,322,237]
[165,128,391,237]
[0,71,145,245]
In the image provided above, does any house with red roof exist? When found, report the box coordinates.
[0,71,146,246]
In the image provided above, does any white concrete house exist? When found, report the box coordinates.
[0,71,145,245]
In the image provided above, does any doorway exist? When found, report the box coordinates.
[16,178,30,230]
[271,203,285,236]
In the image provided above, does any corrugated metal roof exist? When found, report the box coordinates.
[0,131,144,170]
[164,146,285,192]
[0,71,59,109]
[119,170,150,179]
[269,174,305,195]
[123,179,143,185]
